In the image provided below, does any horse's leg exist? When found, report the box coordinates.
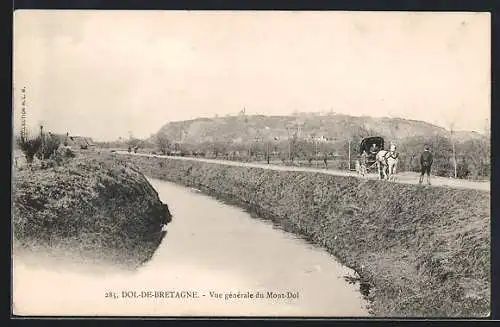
[392,162,398,181]
[387,163,393,181]
[380,162,387,180]
[381,163,387,180]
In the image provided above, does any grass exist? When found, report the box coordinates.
[120,153,490,317]
[12,154,172,269]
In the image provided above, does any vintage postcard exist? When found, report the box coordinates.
[11,10,491,318]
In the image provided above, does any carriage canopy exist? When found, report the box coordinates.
[359,136,384,155]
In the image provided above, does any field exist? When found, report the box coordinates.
[114,150,490,192]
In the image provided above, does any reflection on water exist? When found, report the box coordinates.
[13,178,369,317]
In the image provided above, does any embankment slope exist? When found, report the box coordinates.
[12,155,172,268]
[123,154,490,317]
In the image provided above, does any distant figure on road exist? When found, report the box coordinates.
[419,145,433,185]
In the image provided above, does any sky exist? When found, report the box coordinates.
[13,10,490,141]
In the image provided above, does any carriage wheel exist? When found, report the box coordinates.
[354,160,360,173]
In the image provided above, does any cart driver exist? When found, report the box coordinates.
[360,150,368,166]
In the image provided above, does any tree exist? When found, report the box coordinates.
[289,131,299,162]
[128,138,141,147]
[212,140,228,158]
[155,134,171,155]
[37,132,61,160]
[16,134,42,164]
[127,137,142,152]
[458,138,490,179]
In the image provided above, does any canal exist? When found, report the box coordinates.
[13,178,369,317]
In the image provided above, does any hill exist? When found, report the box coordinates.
[138,113,489,180]
[153,113,484,144]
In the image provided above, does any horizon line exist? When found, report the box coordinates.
[13,111,488,143]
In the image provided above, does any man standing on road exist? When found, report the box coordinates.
[419,145,433,185]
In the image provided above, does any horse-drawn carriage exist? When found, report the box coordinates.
[354,136,399,180]
[359,136,385,167]
[353,136,385,175]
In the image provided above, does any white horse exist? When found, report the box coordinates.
[374,143,399,181]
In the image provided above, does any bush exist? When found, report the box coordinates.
[36,134,61,160]
[50,146,77,167]
[15,132,78,168]
[12,155,172,268]
[452,158,469,179]
[63,147,76,158]
[16,135,42,164]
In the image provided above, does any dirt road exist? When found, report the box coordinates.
[115,151,489,192]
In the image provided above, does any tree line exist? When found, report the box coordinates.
[94,132,489,180]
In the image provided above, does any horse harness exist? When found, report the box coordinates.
[383,150,399,166]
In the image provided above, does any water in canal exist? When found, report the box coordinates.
[13,178,369,317]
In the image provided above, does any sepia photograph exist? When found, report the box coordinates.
[11,10,490,318]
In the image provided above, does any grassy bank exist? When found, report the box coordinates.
[12,155,172,268]
[119,153,490,317]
